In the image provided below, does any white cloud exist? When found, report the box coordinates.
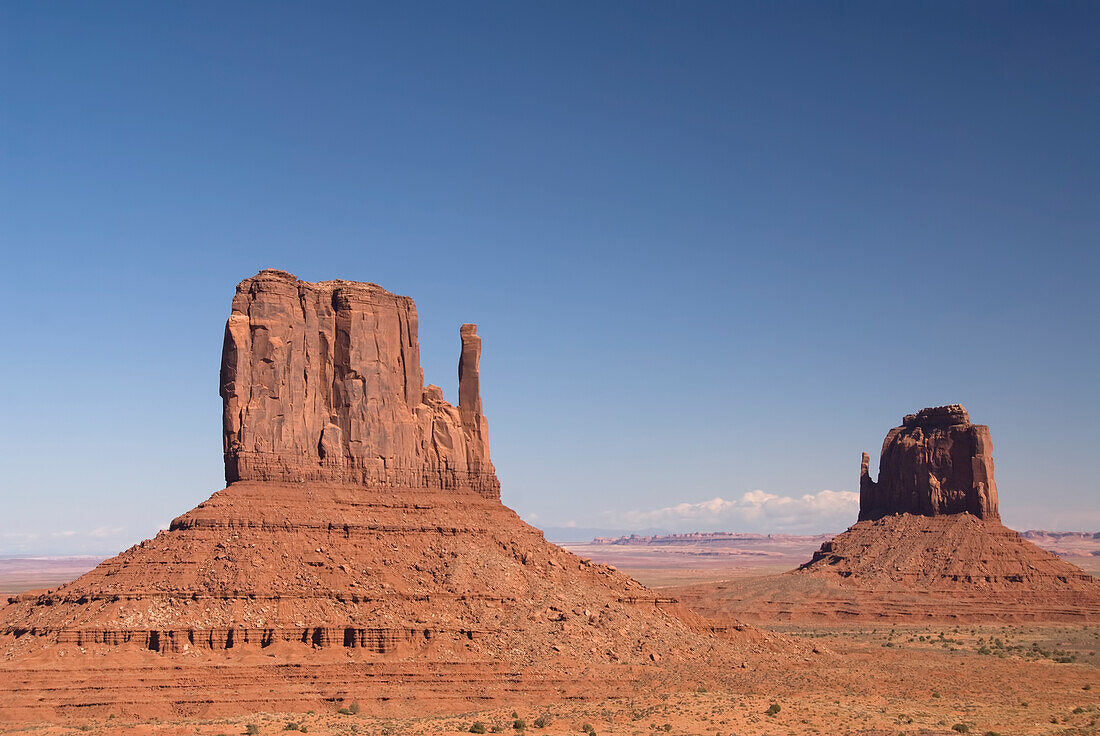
[50,530,78,538]
[606,489,859,534]
[88,526,125,538]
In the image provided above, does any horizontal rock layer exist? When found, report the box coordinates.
[221,270,498,496]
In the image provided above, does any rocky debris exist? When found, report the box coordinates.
[221,270,498,497]
[859,404,999,521]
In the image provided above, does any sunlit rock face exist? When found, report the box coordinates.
[220,269,498,497]
[858,404,998,521]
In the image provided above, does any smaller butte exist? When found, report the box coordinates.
[674,405,1100,622]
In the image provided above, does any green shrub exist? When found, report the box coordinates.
[513,719,527,731]
[470,722,488,734]
[533,715,551,728]
[245,726,260,736]
[765,703,781,716]
[491,725,505,733]
[952,725,970,734]
[284,723,300,731]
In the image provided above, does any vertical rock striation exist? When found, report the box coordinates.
[220,269,499,497]
[858,404,999,521]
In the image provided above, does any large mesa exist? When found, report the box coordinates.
[0,270,780,721]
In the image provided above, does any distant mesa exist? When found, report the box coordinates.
[673,405,1100,623]
[0,270,782,721]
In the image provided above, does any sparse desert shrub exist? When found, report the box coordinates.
[513,718,527,731]
[533,715,551,728]
[245,726,260,736]
[765,703,781,716]
[470,722,488,734]
[1084,684,1092,690]
[491,725,505,733]
[284,723,300,731]
[952,725,969,734]
[582,723,597,735]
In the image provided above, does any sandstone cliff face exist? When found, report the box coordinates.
[859,404,999,520]
[220,270,498,497]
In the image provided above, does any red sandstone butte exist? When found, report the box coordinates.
[672,405,1100,623]
[0,270,785,722]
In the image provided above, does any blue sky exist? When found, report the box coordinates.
[2,2,1098,554]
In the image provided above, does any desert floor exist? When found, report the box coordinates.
[1,552,1097,736]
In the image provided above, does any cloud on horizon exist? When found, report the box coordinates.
[0,527,131,556]
[605,489,859,534]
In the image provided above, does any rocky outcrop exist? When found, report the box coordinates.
[220,270,498,497]
[858,404,999,520]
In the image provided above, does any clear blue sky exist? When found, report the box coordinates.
[2,1,1098,554]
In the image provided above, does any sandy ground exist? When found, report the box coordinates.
[0,624,1096,735]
